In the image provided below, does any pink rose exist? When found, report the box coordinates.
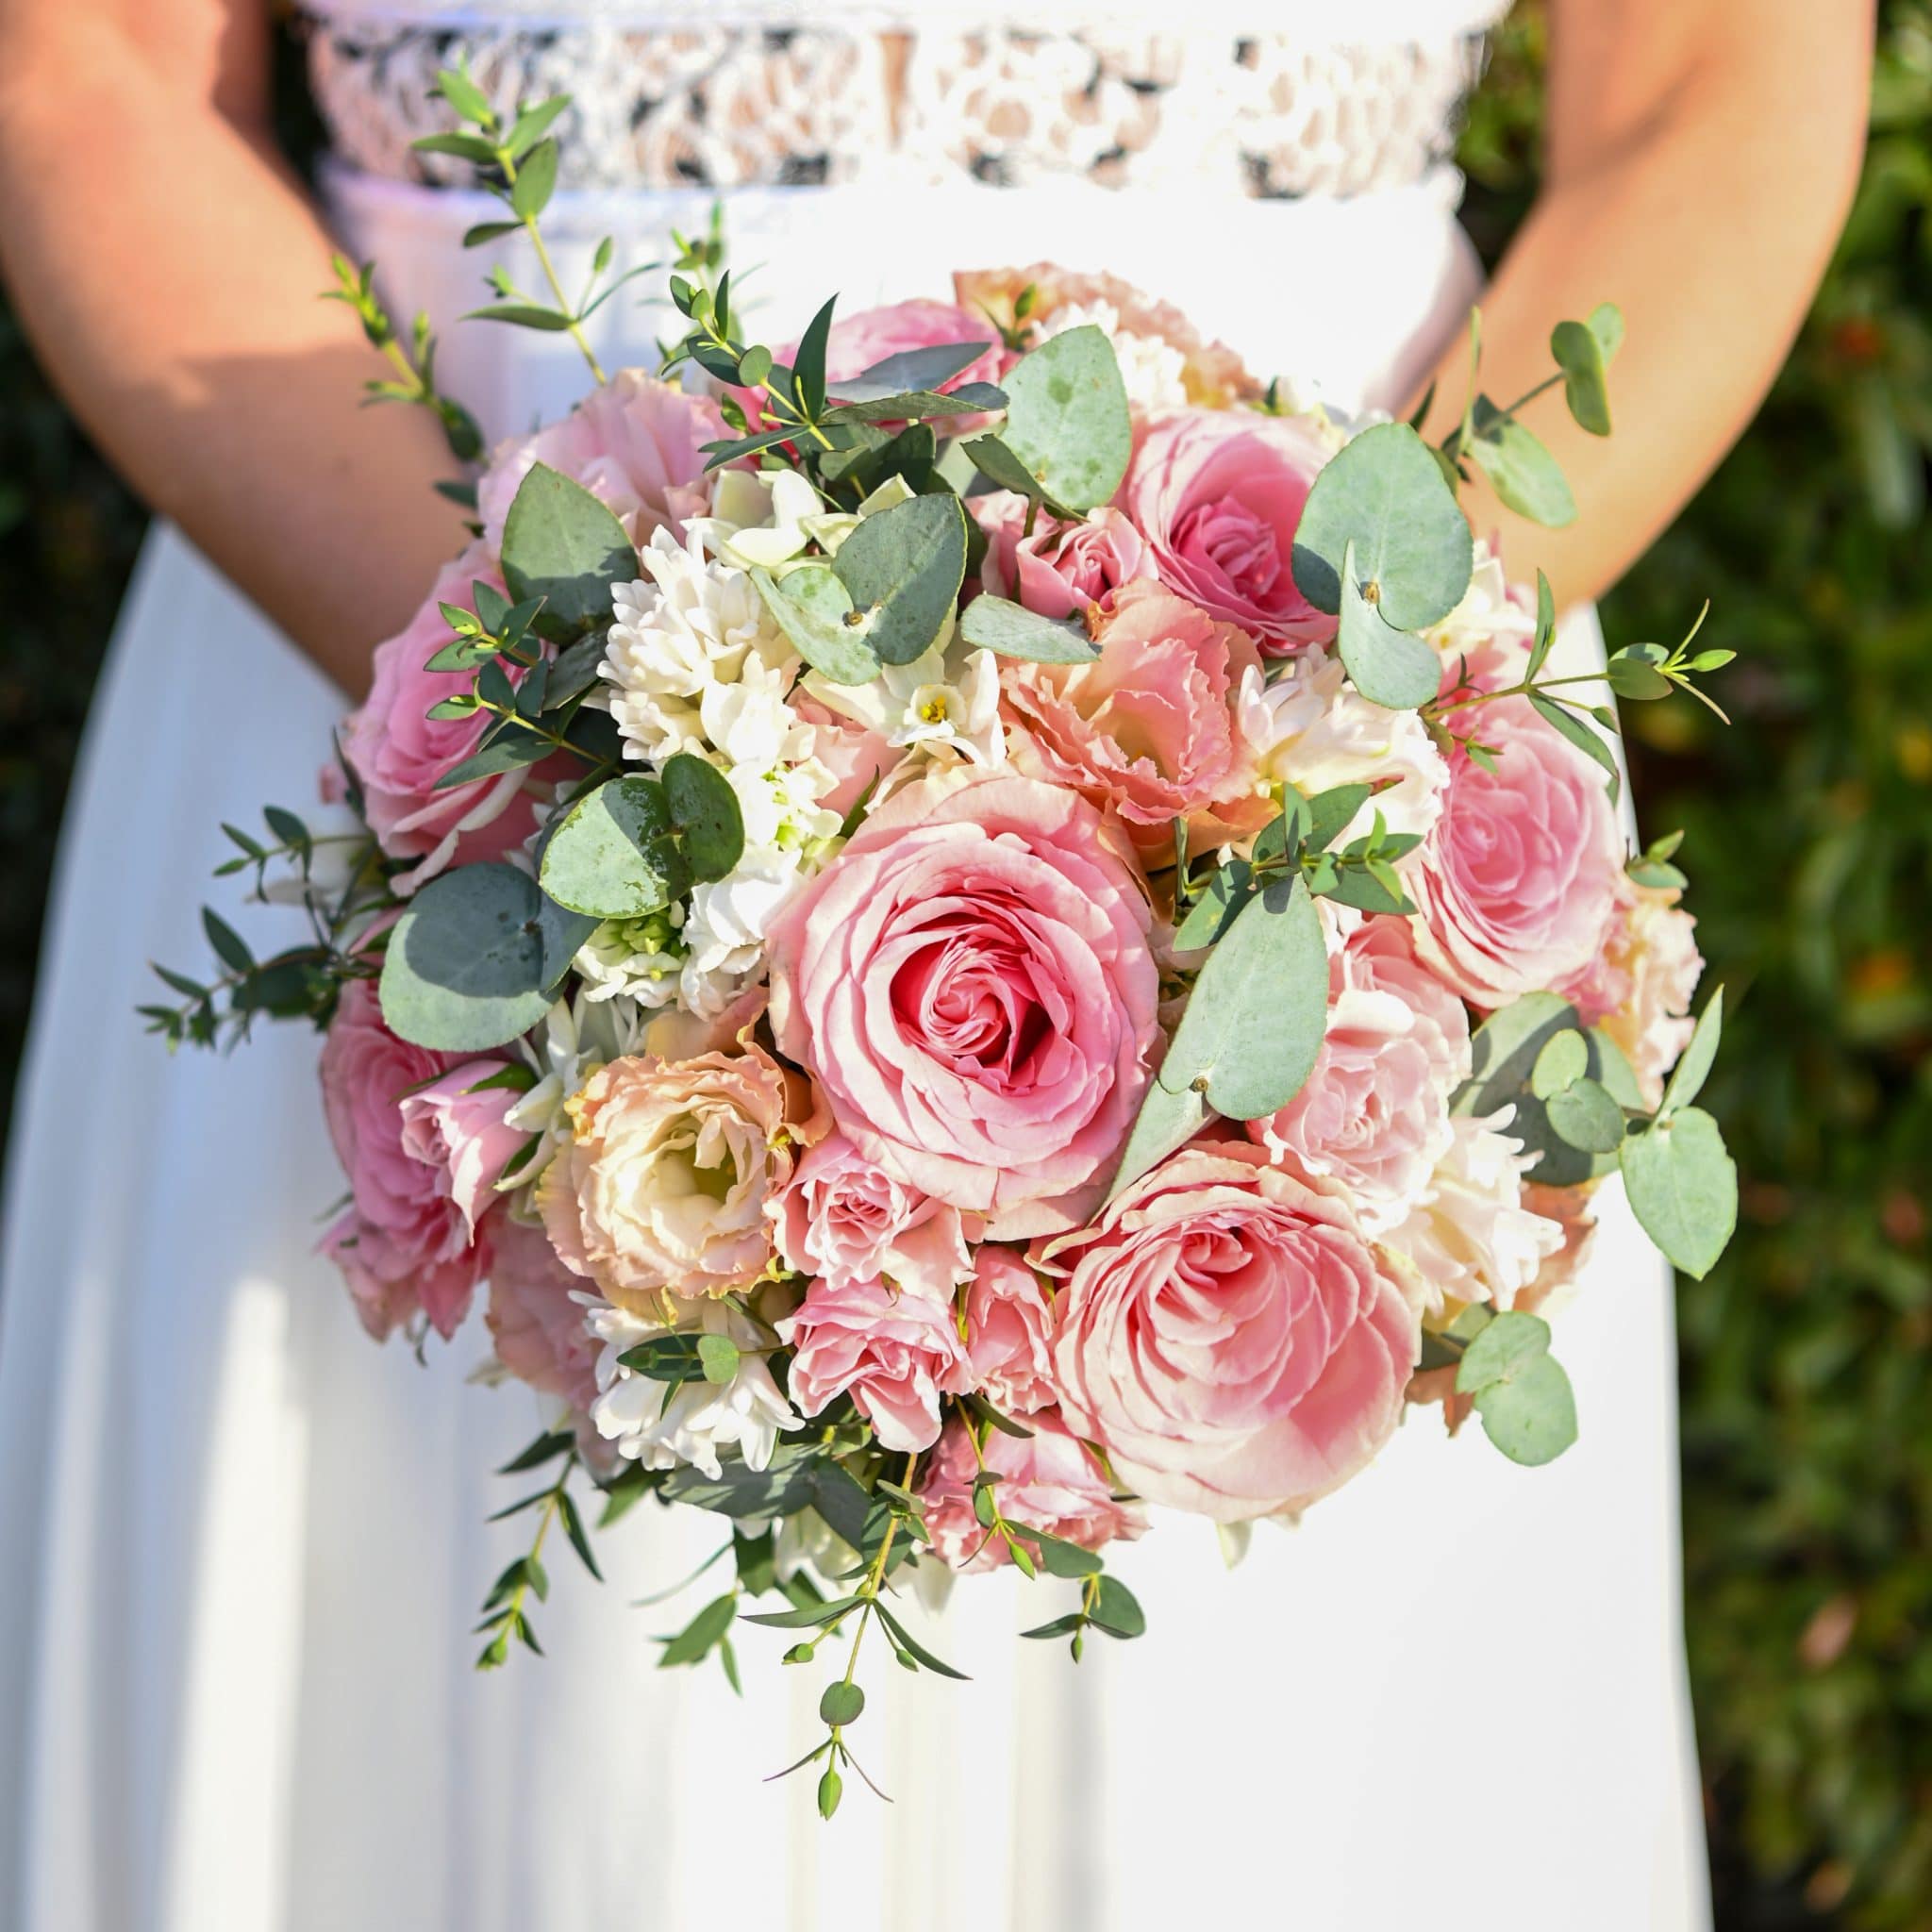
[478,369,723,550]
[774,1129,974,1303]
[1041,1140,1419,1522]
[1408,696,1626,1009]
[960,1245,1056,1414]
[485,1217,599,1410]
[778,1276,969,1454]
[397,1060,529,1241]
[918,1408,1146,1573]
[1247,916,1472,1232]
[972,491,1156,620]
[1125,408,1338,653]
[317,979,489,1339]
[1000,578,1270,858]
[767,769,1160,1238]
[341,548,550,889]
[1562,879,1703,1108]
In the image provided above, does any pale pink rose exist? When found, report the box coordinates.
[1409,697,1626,1009]
[774,1129,974,1302]
[919,1408,1146,1573]
[791,692,901,821]
[317,978,488,1339]
[1125,408,1338,653]
[1248,916,1472,1232]
[961,1245,1057,1414]
[478,368,723,550]
[778,1276,969,1453]
[397,1060,528,1241]
[766,769,1160,1239]
[1000,579,1272,860]
[537,1045,817,1309]
[485,1217,599,1409]
[972,491,1156,620]
[1041,1140,1419,1522]
[1562,880,1703,1108]
[341,548,550,889]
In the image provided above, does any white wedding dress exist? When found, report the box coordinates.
[0,2,1710,1925]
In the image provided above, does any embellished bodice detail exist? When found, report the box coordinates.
[304,7,1500,202]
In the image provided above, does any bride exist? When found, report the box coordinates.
[0,2,1871,1927]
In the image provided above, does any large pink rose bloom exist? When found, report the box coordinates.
[767,769,1160,1238]
[1000,578,1270,858]
[478,369,723,549]
[342,547,548,889]
[1041,1141,1419,1522]
[961,1245,1057,1414]
[1125,408,1338,653]
[774,1129,974,1303]
[485,1217,599,1410]
[919,1409,1146,1573]
[318,979,489,1340]
[972,491,1156,620]
[1409,696,1626,1009]
[397,1059,528,1241]
[1247,916,1472,1232]
[778,1277,969,1454]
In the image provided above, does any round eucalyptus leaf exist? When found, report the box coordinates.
[1336,542,1444,709]
[1107,1074,1208,1207]
[1291,423,1474,629]
[661,753,745,882]
[751,566,879,686]
[1545,1075,1627,1154]
[958,594,1098,664]
[1620,1106,1738,1280]
[538,775,681,918]
[820,1681,865,1727]
[500,461,638,638]
[1606,654,1674,701]
[1457,993,1625,1185]
[831,491,969,667]
[998,325,1133,512]
[1455,1308,1552,1396]
[1530,1028,1589,1100]
[1474,1353,1578,1466]
[1550,318,1613,437]
[379,862,558,1052]
[1467,402,1578,529]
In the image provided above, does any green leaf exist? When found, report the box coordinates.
[1526,570,1557,678]
[1606,650,1674,701]
[820,385,1005,426]
[1455,1310,1577,1466]
[410,130,500,165]
[1551,317,1614,437]
[461,220,522,249]
[871,1601,971,1680]
[658,1593,736,1669]
[1527,692,1622,808]
[751,566,880,686]
[1467,399,1578,527]
[831,492,969,668]
[820,1681,866,1726]
[1530,1028,1589,1099]
[1545,1075,1627,1154]
[496,1426,575,1475]
[504,95,572,160]
[508,138,559,220]
[1587,302,1625,361]
[957,594,1098,664]
[741,1595,861,1630]
[1657,986,1724,1119]
[791,296,838,420]
[995,325,1133,513]
[1088,1576,1146,1640]
[961,434,1074,513]
[1336,540,1444,709]
[661,1442,827,1520]
[829,341,992,403]
[1025,1527,1106,1578]
[1171,860,1254,953]
[500,463,637,638]
[461,304,575,333]
[662,752,746,882]
[1107,1074,1208,1205]
[1456,993,1632,1186]
[539,775,681,918]
[1291,421,1474,628]
[697,1333,741,1385]
[432,62,494,126]
[1161,874,1327,1122]
[379,862,572,1052]
[1620,1107,1738,1279]
[201,908,253,974]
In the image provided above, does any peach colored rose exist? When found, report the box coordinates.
[919,1409,1146,1573]
[397,1059,528,1241]
[961,1245,1057,1414]
[341,548,550,889]
[1247,915,1472,1232]
[972,492,1156,620]
[1000,580,1271,858]
[318,978,489,1339]
[1516,1182,1600,1317]
[485,1216,599,1410]
[778,1276,969,1453]
[478,368,723,549]
[538,1044,815,1310]
[1562,879,1703,1108]
[1125,408,1338,653]
[1041,1141,1418,1522]
[1409,697,1626,1009]
[774,1129,974,1303]
[766,769,1159,1239]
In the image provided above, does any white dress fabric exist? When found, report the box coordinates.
[0,3,1711,1926]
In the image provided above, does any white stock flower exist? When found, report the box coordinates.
[506,993,649,1186]
[1238,654,1449,843]
[804,641,1006,777]
[572,909,686,1008]
[585,1295,799,1477]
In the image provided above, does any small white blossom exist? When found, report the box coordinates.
[1426,538,1537,661]
[805,640,1007,778]
[572,911,685,1009]
[506,994,649,1186]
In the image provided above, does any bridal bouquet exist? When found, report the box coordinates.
[149,77,1738,1812]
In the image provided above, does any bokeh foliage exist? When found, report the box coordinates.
[0,7,1926,1926]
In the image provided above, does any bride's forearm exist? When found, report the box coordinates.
[0,11,461,700]
[1417,0,1874,610]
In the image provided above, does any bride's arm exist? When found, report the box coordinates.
[1417,0,1875,607]
[0,0,461,699]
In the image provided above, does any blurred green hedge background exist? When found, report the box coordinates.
[1,7,1927,1927]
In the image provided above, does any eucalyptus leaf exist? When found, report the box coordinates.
[1545,1076,1627,1154]
[501,462,637,638]
[1336,541,1444,709]
[1107,1072,1208,1205]
[1171,860,1254,953]
[538,774,681,917]
[829,341,992,402]
[750,566,879,685]
[996,325,1132,513]
[1456,993,1631,1186]
[662,753,745,881]
[1620,1107,1738,1279]
[1550,317,1613,437]
[831,491,968,667]
[820,385,1006,425]
[1455,1310,1577,1466]
[1304,783,1374,853]
[379,863,561,1051]
[1467,399,1578,527]
[661,1442,827,1520]
[1089,1576,1146,1640]
[1657,986,1724,1119]
[958,594,1098,664]
[1530,1029,1589,1099]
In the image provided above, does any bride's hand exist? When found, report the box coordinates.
[1415,0,1875,608]
[0,0,464,701]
